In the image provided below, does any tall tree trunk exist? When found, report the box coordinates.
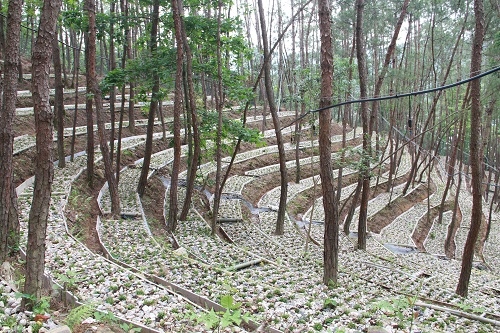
[212,1,224,235]
[70,37,81,161]
[0,0,22,262]
[24,0,62,307]
[356,0,370,251]
[167,0,184,233]
[456,0,484,297]
[86,0,120,216]
[137,0,160,197]
[318,0,338,286]
[179,2,201,221]
[257,0,288,235]
[59,28,67,88]
[126,15,135,134]
[369,0,411,135]
[0,1,5,54]
[53,36,65,168]
[109,1,116,164]
[85,31,95,187]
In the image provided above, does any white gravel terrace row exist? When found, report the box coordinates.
[13,118,172,156]
[16,87,87,98]
[226,127,360,166]
[15,154,209,332]
[15,100,174,116]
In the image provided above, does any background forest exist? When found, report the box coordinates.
[0,0,499,332]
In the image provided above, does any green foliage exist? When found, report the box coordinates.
[0,316,19,329]
[62,9,87,32]
[456,301,486,314]
[64,303,96,329]
[32,321,43,333]
[100,46,176,96]
[370,295,418,330]
[198,109,265,159]
[323,298,338,309]
[92,310,141,332]
[191,295,252,331]
[57,269,80,292]
[93,310,117,323]
[15,293,51,315]
[8,230,21,255]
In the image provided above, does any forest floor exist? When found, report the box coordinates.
[2,71,500,333]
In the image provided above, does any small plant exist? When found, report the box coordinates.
[94,310,141,332]
[1,316,18,328]
[15,293,51,315]
[323,298,338,310]
[32,321,43,333]
[93,310,118,324]
[157,311,166,320]
[120,322,141,332]
[190,295,252,332]
[143,298,156,306]
[8,230,21,254]
[57,269,80,292]
[65,303,96,329]
[122,149,134,157]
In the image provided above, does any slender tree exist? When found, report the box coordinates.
[318,0,339,285]
[85,31,95,187]
[167,0,184,233]
[137,0,160,197]
[0,0,23,263]
[109,1,117,163]
[86,0,120,216]
[24,0,62,306]
[257,0,288,235]
[212,1,224,235]
[456,0,484,297]
[369,0,411,136]
[356,0,370,250]
[179,2,201,221]
[0,1,5,53]
[53,35,65,168]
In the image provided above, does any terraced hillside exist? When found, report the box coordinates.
[2,72,500,333]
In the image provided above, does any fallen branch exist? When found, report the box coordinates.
[414,301,500,327]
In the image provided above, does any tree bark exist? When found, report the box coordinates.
[167,0,184,233]
[257,0,288,235]
[70,36,82,161]
[109,1,116,164]
[456,0,484,297]
[0,0,22,262]
[356,0,370,251]
[137,0,160,198]
[212,1,224,236]
[24,0,62,306]
[318,0,338,286]
[179,2,201,221]
[85,31,95,187]
[0,1,5,54]
[86,0,120,216]
[53,35,65,168]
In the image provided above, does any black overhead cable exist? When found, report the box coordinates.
[282,64,500,130]
[313,65,500,112]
